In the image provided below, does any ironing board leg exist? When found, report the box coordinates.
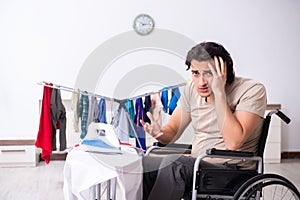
[96,183,101,200]
[111,178,116,200]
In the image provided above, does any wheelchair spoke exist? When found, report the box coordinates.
[233,174,300,200]
[261,182,294,199]
[248,181,299,200]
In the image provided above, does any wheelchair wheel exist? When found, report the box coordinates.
[233,174,300,200]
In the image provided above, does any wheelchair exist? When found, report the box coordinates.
[145,109,300,200]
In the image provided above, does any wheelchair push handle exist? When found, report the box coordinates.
[267,109,291,124]
[276,109,291,124]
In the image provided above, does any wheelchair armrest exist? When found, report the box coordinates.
[145,142,192,156]
[206,148,255,158]
[153,142,192,149]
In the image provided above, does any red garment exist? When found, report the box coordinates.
[35,83,53,164]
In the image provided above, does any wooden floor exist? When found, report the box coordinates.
[0,161,65,200]
[0,159,300,200]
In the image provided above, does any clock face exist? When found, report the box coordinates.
[133,14,155,36]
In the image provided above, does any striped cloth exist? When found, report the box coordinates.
[78,92,89,139]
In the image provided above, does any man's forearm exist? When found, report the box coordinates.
[214,92,244,150]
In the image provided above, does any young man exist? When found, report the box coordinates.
[141,41,267,200]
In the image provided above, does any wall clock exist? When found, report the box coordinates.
[133,14,155,36]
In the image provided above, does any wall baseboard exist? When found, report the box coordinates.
[50,152,67,160]
[281,152,300,159]
[0,139,35,146]
[38,152,67,162]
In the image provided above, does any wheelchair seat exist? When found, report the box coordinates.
[197,164,257,197]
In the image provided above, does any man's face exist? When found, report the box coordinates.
[190,59,214,97]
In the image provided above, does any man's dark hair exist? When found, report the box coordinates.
[185,41,235,84]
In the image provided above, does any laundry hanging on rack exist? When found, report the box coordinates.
[71,88,80,133]
[50,88,67,151]
[37,81,185,154]
[35,83,53,164]
[125,99,135,138]
[98,98,107,124]
[135,97,146,151]
[78,91,89,139]
[87,96,99,126]
[113,104,131,143]
[144,95,152,123]
[168,87,181,115]
[161,88,169,113]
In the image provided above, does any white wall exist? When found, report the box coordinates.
[0,0,299,152]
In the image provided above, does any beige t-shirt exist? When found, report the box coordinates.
[179,77,267,168]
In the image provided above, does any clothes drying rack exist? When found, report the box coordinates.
[37,81,187,151]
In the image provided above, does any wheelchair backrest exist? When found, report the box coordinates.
[257,110,291,160]
[257,115,271,159]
